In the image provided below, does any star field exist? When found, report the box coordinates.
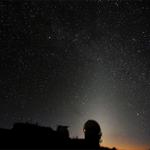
[0,0,150,149]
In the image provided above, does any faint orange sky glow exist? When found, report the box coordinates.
[102,138,150,150]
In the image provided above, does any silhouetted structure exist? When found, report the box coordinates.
[0,120,117,149]
[83,120,102,148]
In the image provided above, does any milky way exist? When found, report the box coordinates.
[0,0,150,149]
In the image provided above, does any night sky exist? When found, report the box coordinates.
[0,0,150,150]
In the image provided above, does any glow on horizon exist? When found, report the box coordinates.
[102,137,150,150]
[70,124,150,150]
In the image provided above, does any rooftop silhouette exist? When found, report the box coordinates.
[0,120,117,149]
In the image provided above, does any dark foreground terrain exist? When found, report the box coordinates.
[0,122,116,149]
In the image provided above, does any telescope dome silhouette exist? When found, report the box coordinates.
[83,120,101,134]
[83,120,102,142]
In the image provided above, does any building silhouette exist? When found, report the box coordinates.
[0,121,117,149]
